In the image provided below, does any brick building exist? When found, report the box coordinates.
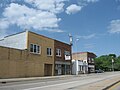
[54,40,71,75]
[0,31,72,78]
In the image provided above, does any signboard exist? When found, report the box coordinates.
[65,55,71,60]
[65,51,71,60]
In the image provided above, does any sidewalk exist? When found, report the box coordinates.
[0,74,91,83]
[0,75,74,83]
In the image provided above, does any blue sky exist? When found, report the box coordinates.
[0,0,120,56]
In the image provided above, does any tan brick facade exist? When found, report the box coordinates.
[0,31,72,78]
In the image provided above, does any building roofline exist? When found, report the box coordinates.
[72,52,97,57]
[2,30,70,46]
[28,31,70,45]
[4,30,27,38]
[54,39,71,46]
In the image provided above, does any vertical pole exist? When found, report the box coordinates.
[112,59,114,72]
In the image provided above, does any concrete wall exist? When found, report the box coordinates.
[0,31,28,49]
[0,46,26,78]
[0,46,53,78]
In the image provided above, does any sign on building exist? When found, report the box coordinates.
[65,51,71,60]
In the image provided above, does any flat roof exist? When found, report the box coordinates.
[2,30,71,46]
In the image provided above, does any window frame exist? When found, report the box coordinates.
[56,48,61,57]
[64,51,70,56]
[47,47,52,56]
[30,43,41,54]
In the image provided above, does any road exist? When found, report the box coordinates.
[0,72,120,90]
[108,81,120,90]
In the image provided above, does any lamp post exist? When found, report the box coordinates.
[74,38,79,75]
[75,38,79,60]
[68,33,73,75]
[111,56,114,72]
[68,33,73,46]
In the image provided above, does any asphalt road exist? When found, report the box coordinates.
[0,72,120,90]
[108,81,120,90]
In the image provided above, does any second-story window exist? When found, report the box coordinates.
[64,51,70,56]
[56,49,61,57]
[47,48,52,56]
[30,44,40,54]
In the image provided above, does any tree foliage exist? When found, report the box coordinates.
[95,54,120,71]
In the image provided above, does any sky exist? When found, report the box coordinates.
[0,0,120,56]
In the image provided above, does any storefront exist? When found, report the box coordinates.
[55,61,71,75]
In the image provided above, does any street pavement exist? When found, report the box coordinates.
[107,81,120,90]
[0,72,120,90]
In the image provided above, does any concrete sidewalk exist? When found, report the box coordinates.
[0,75,75,83]
[0,74,91,83]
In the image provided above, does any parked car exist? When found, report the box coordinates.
[95,69,104,73]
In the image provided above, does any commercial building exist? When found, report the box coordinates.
[54,40,71,75]
[0,31,71,78]
[72,52,96,75]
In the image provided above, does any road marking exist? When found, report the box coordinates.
[23,74,120,90]
[23,80,81,90]
[108,81,120,90]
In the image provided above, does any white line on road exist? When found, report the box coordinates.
[23,80,81,90]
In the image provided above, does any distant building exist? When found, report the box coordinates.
[0,31,72,78]
[72,52,96,75]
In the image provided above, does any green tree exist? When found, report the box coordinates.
[95,54,120,71]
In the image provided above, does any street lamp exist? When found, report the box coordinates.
[74,38,80,75]
[68,33,73,46]
[75,38,79,60]
[111,56,114,72]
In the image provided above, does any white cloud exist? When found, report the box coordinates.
[0,19,9,39]
[0,0,99,35]
[0,3,61,31]
[66,4,82,14]
[44,28,65,33]
[108,19,120,34]
[24,0,66,14]
[76,34,96,39]
[78,0,99,5]
[84,0,99,3]
[66,0,99,15]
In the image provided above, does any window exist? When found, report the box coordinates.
[47,48,52,56]
[30,44,40,54]
[64,51,70,56]
[30,44,33,52]
[56,49,61,57]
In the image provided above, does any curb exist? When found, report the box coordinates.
[0,75,74,84]
[103,80,120,90]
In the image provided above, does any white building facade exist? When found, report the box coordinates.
[72,60,88,75]
[72,52,96,75]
